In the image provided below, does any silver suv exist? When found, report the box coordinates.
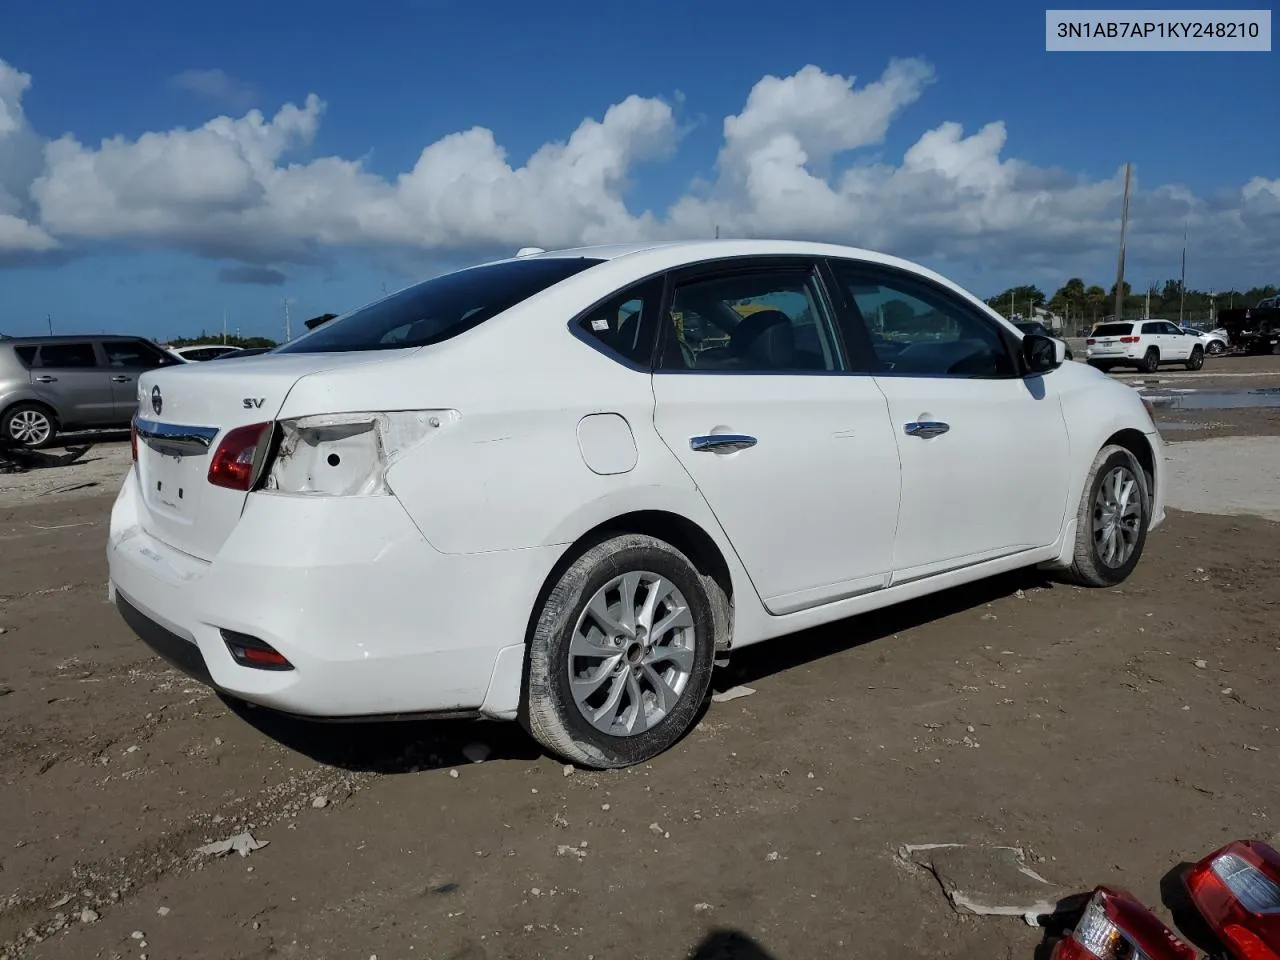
[0,335,183,448]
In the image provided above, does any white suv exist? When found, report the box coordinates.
[1086,319,1206,373]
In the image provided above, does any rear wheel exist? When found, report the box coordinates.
[1063,445,1151,587]
[523,534,718,769]
[1140,348,1160,373]
[1184,346,1204,371]
[2,403,58,449]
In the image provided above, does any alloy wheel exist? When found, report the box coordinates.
[1092,465,1142,568]
[7,409,52,446]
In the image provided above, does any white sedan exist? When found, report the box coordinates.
[108,240,1165,768]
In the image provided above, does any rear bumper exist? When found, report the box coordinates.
[107,468,556,720]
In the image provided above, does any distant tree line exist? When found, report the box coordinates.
[167,333,278,349]
[984,279,1279,333]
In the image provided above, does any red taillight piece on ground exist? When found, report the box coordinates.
[1186,840,1280,960]
[207,422,272,491]
[1051,886,1195,960]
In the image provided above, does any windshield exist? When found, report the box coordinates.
[1092,323,1133,337]
[277,256,604,354]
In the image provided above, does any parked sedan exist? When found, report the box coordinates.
[1177,325,1229,356]
[108,240,1165,768]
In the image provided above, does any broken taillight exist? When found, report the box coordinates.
[130,413,138,461]
[1052,886,1196,960]
[1086,338,1097,345]
[207,422,273,491]
[1186,840,1280,960]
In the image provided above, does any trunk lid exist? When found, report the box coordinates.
[133,351,409,561]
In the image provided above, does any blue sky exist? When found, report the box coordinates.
[1,0,1276,342]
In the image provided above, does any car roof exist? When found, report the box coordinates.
[0,334,153,345]
[515,238,929,271]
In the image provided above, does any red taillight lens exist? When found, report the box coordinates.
[1051,886,1195,960]
[1186,841,1280,960]
[1086,338,1097,344]
[207,422,272,491]
[1120,336,1140,343]
[130,414,138,461]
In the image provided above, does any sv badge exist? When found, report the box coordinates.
[242,398,265,409]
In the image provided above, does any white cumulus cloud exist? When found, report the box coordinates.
[1,54,1276,285]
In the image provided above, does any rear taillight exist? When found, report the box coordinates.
[1086,338,1097,345]
[1052,886,1195,960]
[130,414,138,461]
[1186,841,1280,959]
[208,422,273,491]
[1120,336,1140,343]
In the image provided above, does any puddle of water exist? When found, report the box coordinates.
[1141,387,1280,410]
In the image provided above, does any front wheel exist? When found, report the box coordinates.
[523,534,718,769]
[1207,340,1226,356]
[1185,346,1204,371]
[1063,445,1151,587]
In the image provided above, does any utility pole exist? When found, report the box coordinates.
[283,298,291,343]
[1178,218,1188,325]
[46,313,53,335]
[714,225,720,239]
[1114,161,1132,321]
[1009,291,1014,318]
[222,309,228,345]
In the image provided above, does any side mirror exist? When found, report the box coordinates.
[1022,333,1064,375]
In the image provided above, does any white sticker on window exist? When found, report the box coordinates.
[591,318,610,331]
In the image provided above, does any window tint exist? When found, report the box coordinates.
[1092,323,1133,337]
[575,280,663,367]
[277,257,603,355]
[1141,322,1163,335]
[13,346,37,366]
[104,339,172,367]
[832,266,1015,378]
[38,343,98,368]
[658,268,841,372]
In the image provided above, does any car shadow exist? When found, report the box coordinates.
[224,567,1055,775]
[713,567,1056,693]
[220,696,543,774]
[688,929,777,960]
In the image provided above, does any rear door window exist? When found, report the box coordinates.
[278,256,603,355]
[36,342,99,368]
[575,279,664,368]
[104,339,177,368]
[13,346,37,367]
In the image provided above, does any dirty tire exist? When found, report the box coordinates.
[2,402,57,449]
[523,534,717,769]
[1184,346,1204,371]
[1140,348,1159,373]
[1063,444,1151,588]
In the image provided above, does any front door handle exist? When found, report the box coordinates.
[690,434,757,453]
[111,375,133,383]
[904,421,950,439]
[34,375,58,383]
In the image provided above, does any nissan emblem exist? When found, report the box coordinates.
[151,385,163,416]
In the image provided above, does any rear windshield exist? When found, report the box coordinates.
[1092,323,1133,337]
[277,256,604,354]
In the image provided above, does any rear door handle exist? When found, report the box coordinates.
[904,421,950,439]
[690,434,757,453]
[34,375,57,383]
[111,375,133,383]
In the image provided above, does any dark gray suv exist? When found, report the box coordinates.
[0,335,183,448]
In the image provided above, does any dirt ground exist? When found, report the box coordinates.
[3,365,1280,960]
